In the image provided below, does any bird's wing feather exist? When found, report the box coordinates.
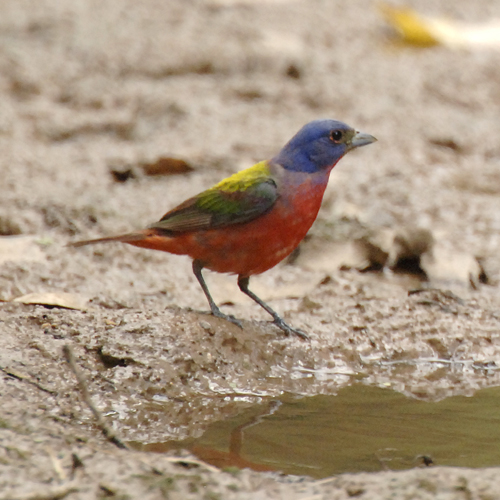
[149,161,278,233]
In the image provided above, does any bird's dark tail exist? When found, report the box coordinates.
[68,230,151,248]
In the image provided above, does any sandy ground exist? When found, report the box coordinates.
[2,0,500,498]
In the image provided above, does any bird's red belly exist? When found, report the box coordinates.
[130,183,326,276]
[190,202,317,275]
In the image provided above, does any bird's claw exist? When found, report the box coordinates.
[209,306,308,339]
[272,317,310,341]
[211,309,243,329]
[225,315,243,329]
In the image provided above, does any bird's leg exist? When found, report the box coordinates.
[192,260,242,328]
[237,276,309,340]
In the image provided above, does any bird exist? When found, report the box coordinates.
[70,119,376,340]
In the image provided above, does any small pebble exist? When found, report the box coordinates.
[199,320,214,334]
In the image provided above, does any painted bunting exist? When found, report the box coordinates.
[71,120,376,340]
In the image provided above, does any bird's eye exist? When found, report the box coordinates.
[330,129,343,143]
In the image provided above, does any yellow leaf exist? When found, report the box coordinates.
[379,3,440,47]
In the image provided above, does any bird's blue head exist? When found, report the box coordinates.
[272,119,376,173]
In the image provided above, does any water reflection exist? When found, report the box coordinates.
[131,384,500,478]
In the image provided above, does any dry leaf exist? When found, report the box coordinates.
[141,157,194,176]
[421,243,483,287]
[386,227,434,268]
[13,292,88,310]
[290,222,484,287]
[380,3,440,47]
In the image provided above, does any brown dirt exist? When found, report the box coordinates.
[2,0,500,498]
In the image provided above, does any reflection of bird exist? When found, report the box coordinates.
[71,120,376,340]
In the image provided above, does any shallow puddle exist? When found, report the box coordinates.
[131,384,500,478]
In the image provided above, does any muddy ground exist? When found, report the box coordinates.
[2,0,500,498]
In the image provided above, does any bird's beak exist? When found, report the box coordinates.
[348,131,377,150]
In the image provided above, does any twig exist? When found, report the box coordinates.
[0,482,78,500]
[0,366,56,395]
[62,345,129,450]
[377,358,499,369]
[296,367,358,376]
[160,457,220,473]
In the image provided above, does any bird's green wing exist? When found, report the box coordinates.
[149,161,277,233]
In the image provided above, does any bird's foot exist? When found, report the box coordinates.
[272,317,310,341]
[210,309,243,329]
